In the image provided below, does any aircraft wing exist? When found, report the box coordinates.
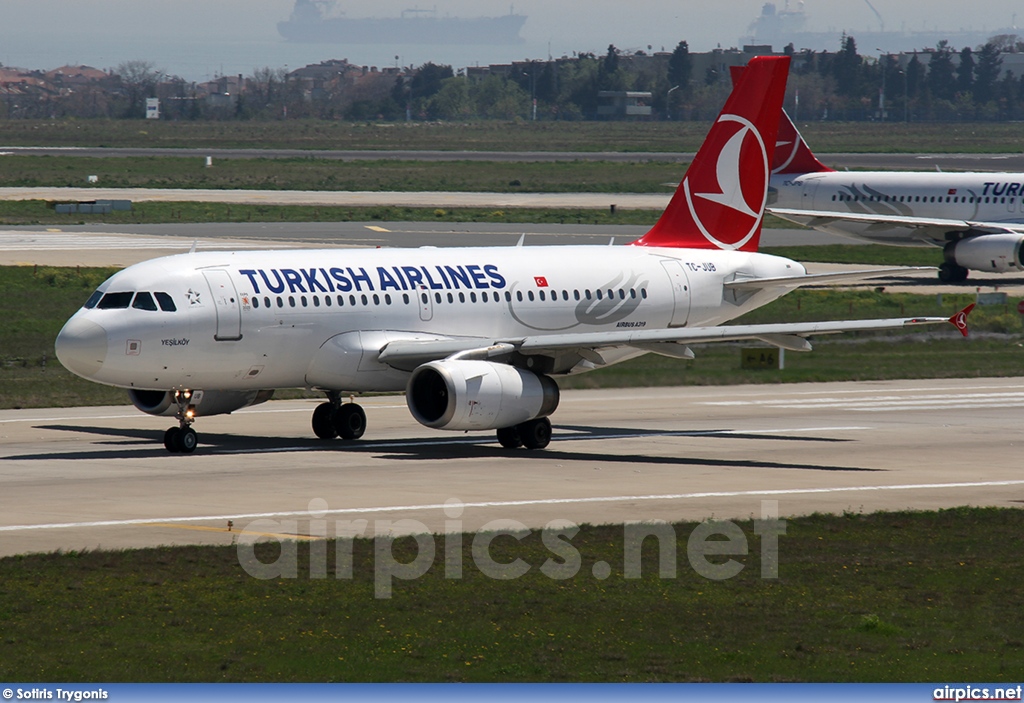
[378,306,972,369]
[768,207,1024,241]
[724,266,934,290]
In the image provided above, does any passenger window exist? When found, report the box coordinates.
[403,293,410,304]
[84,290,103,309]
[325,295,331,307]
[252,297,260,309]
[337,295,344,306]
[277,296,284,308]
[132,292,158,311]
[458,292,465,303]
[372,294,380,305]
[385,294,392,305]
[97,292,133,309]
[527,291,534,301]
[155,292,177,312]
[262,296,270,309]
[516,291,523,302]
[289,296,296,307]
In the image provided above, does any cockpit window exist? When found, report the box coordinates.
[83,290,103,309]
[154,292,177,312]
[132,292,158,311]
[96,292,134,309]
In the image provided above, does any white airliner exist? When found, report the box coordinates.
[768,109,1024,283]
[54,57,971,454]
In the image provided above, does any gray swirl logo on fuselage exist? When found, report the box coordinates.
[506,271,647,331]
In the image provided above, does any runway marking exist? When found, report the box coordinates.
[146,523,316,540]
[3,479,1023,533]
[364,225,390,232]
[703,391,1024,412]
[0,232,292,251]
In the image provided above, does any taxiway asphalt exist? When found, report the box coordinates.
[1,378,1022,558]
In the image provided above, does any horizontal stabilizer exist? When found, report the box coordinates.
[724,266,935,290]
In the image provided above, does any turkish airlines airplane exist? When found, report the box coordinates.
[768,109,1024,283]
[54,56,971,454]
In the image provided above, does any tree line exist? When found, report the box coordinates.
[3,34,1024,122]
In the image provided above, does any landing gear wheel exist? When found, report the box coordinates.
[164,426,197,453]
[517,417,552,450]
[939,262,969,283]
[164,427,181,453]
[496,426,523,449]
[334,403,367,440]
[312,402,338,439]
[177,427,198,453]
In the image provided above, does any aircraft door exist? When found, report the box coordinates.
[202,269,242,341]
[660,260,691,327]
[418,285,433,321]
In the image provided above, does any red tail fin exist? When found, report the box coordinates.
[773,108,833,175]
[727,65,832,176]
[632,56,790,252]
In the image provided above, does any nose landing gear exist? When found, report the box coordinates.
[164,390,198,454]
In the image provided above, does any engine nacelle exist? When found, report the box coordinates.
[947,234,1024,273]
[406,360,560,431]
[129,389,275,417]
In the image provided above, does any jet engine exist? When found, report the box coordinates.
[128,389,275,417]
[406,360,559,431]
[946,234,1024,273]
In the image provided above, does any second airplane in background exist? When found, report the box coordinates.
[768,110,1024,283]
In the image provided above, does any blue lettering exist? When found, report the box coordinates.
[435,266,451,288]
[301,268,329,293]
[484,264,506,289]
[421,266,444,290]
[465,264,489,289]
[1008,183,1021,198]
[391,266,409,290]
[329,267,352,292]
[444,265,472,290]
[281,268,306,293]
[239,269,260,294]
[260,269,286,294]
[993,182,1008,196]
[319,268,335,293]
[348,267,374,292]
[403,266,425,289]
[377,267,402,291]
[982,182,995,196]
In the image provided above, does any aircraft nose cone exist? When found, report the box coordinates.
[55,316,108,379]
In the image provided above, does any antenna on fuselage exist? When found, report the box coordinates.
[516,233,525,247]
[608,237,615,246]
[188,240,198,254]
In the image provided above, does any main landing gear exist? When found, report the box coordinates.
[496,417,553,450]
[312,392,367,441]
[164,390,198,454]
[938,261,969,284]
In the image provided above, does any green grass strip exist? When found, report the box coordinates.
[1,507,1021,681]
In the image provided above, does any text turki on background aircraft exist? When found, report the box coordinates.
[54,56,972,454]
[768,109,1024,283]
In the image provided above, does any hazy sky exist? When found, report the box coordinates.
[2,1,1021,80]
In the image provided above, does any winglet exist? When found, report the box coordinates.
[630,55,790,252]
[948,303,975,337]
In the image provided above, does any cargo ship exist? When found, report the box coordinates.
[278,0,527,45]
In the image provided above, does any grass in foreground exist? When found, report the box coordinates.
[1,507,1022,681]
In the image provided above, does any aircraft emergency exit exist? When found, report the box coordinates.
[54,57,970,454]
